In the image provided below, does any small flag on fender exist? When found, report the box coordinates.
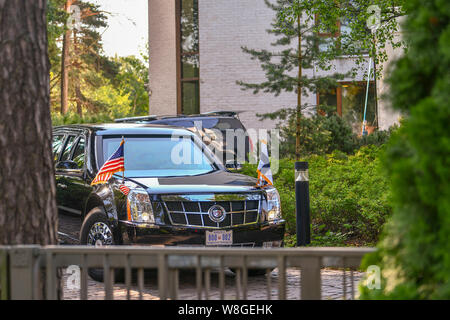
[257,139,273,186]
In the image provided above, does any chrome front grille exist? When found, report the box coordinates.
[162,197,260,228]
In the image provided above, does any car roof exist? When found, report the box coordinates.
[53,123,196,136]
[114,111,245,123]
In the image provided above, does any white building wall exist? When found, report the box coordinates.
[198,0,299,131]
[198,0,370,130]
[148,0,400,131]
[376,26,403,130]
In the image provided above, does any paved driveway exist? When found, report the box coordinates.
[63,268,363,300]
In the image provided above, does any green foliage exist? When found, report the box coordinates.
[259,106,393,157]
[105,56,149,116]
[237,0,347,97]
[47,0,67,70]
[241,145,391,245]
[47,1,149,119]
[285,230,351,247]
[360,0,450,299]
[279,0,406,76]
[51,112,113,126]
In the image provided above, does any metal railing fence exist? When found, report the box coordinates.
[0,245,375,300]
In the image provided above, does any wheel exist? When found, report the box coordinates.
[80,207,123,282]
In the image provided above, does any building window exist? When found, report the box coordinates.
[316,14,368,54]
[177,0,199,114]
[317,82,378,134]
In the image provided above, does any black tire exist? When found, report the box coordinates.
[80,207,124,282]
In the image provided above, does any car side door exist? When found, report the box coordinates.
[63,134,92,213]
[55,134,78,213]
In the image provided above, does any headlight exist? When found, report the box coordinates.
[265,187,281,221]
[127,189,155,223]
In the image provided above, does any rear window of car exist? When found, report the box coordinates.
[214,118,245,130]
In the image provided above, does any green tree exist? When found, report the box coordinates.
[106,56,149,116]
[280,0,406,75]
[0,0,58,245]
[237,0,347,160]
[47,0,150,122]
[360,0,450,299]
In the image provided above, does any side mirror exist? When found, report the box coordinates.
[56,160,79,170]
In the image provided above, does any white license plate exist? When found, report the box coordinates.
[205,230,233,246]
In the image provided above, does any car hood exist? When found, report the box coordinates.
[127,170,261,194]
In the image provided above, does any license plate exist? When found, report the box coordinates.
[205,230,233,246]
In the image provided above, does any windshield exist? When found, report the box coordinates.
[102,136,216,177]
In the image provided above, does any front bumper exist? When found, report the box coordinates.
[119,220,285,247]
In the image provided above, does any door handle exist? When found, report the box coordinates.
[57,183,67,189]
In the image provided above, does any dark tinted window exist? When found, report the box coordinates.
[72,137,85,169]
[214,119,245,130]
[60,135,76,161]
[52,134,65,162]
[153,118,218,129]
[151,118,245,131]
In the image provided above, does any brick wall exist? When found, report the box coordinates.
[198,0,369,131]
[148,0,399,131]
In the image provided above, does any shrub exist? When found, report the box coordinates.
[51,112,113,126]
[241,145,391,245]
[258,106,392,157]
[360,0,450,299]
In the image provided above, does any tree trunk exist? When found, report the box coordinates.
[0,0,58,245]
[60,0,73,115]
[73,29,82,116]
[296,14,302,161]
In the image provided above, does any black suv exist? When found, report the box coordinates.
[53,123,285,279]
[115,111,253,167]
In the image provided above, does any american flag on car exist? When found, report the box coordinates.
[91,138,125,186]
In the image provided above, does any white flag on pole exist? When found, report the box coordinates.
[257,140,273,186]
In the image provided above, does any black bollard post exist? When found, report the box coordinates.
[295,162,311,246]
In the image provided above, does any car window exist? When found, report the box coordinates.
[60,135,77,161]
[52,134,65,162]
[214,119,245,130]
[102,136,216,178]
[151,118,219,129]
[72,137,85,169]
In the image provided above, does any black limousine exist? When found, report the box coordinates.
[52,123,285,280]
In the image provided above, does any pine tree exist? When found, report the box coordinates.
[0,0,58,245]
[360,0,450,299]
[53,0,107,115]
[237,0,347,160]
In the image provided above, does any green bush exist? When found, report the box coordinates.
[242,145,391,245]
[258,106,393,157]
[51,112,113,126]
[360,0,450,299]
